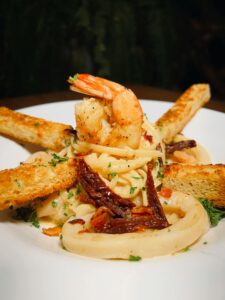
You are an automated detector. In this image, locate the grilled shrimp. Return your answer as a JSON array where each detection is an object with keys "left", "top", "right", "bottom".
[{"left": 68, "top": 74, "right": 143, "bottom": 149}]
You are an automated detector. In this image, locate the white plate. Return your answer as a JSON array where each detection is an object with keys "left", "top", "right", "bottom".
[{"left": 0, "top": 100, "right": 225, "bottom": 300}]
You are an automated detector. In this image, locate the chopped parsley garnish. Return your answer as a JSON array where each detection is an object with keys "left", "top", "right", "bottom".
[
  {"left": 14, "top": 179, "right": 21, "bottom": 188},
  {"left": 108, "top": 162, "right": 112, "bottom": 168},
  {"left": 109, "top": 172, "right": 117, "bottom": 179},
  {"left": 165, "top": 159, "right": 169, "bottom": 165},
  {"left": 142, "top": 187, "right": 146, "bottom": 191},
  {"left": 128, "top": 255, "right": 142, "bottom": 261},
  {"left": 154, "top": 160, "right": 158, "bottom": 168},
  {"left": 130, "top": 186, "right": 137, "bottom": 194},
  {"left": 131, "top": 176, "right": 144, "bottom": 180},
  {"left": 182, "top": 246, "right": 190, "bottom": 252},
  {"left": 203, "top": 241, "right": 208, "bottom": 245},
  {"left": 51, "top": 200, "right": 58, "bottom": 208},
  {"left": 34, "top": 122, "right": 40, "bottom": 127},
  {"left": 64, "top": 212, "right": 68, "bottom": 217},
  {"left": 144, "top": 113, "right": 148, "bottom": 120},
  {"left": 14, "top": 207, "right": 40, "bottom": 228},
  {"left": 76, "top": 183, "right": 82, "bottom": 195},
  {"left": 48, "top": 153, "right": 68, "bottom": 167},
  {"left": 199, "top": 198, "right": 225, "bottom": 226},
  {"left": 157, "top": 167, "right": 164, "bottom": 179},
  {"left": 69, "top": 73, "right": 79, "bottom": 82},
  {"left": 38, "top": 163, "right": 47, "bottom": 167},
  {"left": 67, "top": 191, "right": 74, "bottom": 199},
  {"left": 31, "top": 211, "right": 40, "bottom": 228},
  {"left": 164, "top": 201, "right": 168, "bottom": 205}
]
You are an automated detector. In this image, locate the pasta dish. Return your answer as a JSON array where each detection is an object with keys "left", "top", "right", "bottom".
[{"left": 0, "top": 74, "right": 224, "bottom": 260}]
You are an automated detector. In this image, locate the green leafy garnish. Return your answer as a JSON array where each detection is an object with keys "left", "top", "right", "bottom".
[
  {"left": 142, "top": 187, "right": 146, "bottom": 191},
  {"left": 199, "top": 198, "right": 225, "bottom": 226},
  {"left": 157, "top": 167, "right": 164, "bottom": 179},
  {"left": 14, "top": 179, "right": 21, "bottom": 188},
  {"left": 34, "top": 122, "right": 40, "bottom": 127},
  {"left": 76, "top": 183, "right": 82, "bottom": 195},
  {"left": 109, "top": 172, "right": 117, "bottom": 179},
  {"left": 108, "top": 162, "right": 112, "bottom": 168},
  {"left": 51, "top": 200, "right": 58, "bottom": 208},
  {"left": 30, "top": 211, "right": 40, "bottom": 228},
  {"left": 144, "top": 113, "right": 148, "bottom": 120},
  {"left": 182, "top": 246, "right": 190, "bottom": 252},
  {"left": 48, "top": 153, "right": 68, "bottom": 167},
  {"left": 154, "top": 160, "right": 158, "bottom": 168},
  {"left": 67, "top": 191, "right": 74, "bottom": 199},
  {"left": 69, "top": 74, "right": 79, "bottom": 82},
  {"left": 129, "top": 186, "right": 137, "bottom": 194},
  {"left": 128, "top": 255, "right": 142, "bottom": 261},
  {"left": 203, "top": 241, "right": 208, "bottom": 245}
]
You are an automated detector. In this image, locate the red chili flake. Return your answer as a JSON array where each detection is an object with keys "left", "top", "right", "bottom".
[
  {"left": 68, "top": 218, "right": 85, "bottom": 225},
  {"left": 159, "top": 187, "right": 172, "bottom": 198},
  {"left": 144, "top": 132, "right": 153, "bottom": 143},
  {"left": 42, "top": 226, "right": 62, "bottom": 237}
]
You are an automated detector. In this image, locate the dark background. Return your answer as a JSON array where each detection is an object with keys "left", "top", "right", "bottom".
[{"left": 1, "top": 0, "right": 225, "bottom": 100}]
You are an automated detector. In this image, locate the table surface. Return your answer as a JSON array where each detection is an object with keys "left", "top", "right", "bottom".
[{"left": 1, "top": 84, "right": 225, "bottom": 113}]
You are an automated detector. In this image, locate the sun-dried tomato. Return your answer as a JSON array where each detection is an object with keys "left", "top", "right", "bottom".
[
  {"left": 165, "top": 140, "right": 197, "bottom": 154},
  {"left": 77, "top": 159, "right": 134, "bottom": 217}
]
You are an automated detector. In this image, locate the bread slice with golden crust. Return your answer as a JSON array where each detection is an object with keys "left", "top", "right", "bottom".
[
  {"left": 0, "top": 158, "right": 77, "bottom": 211},
  {"left": 155, "top": 84, "right": 210, "bottom": 143},
  {"left": 0, "top": 106, "right": 73, "bottom": 151},
  {"left": 163, "top": 164, "right": 225, "bottom": 207}
]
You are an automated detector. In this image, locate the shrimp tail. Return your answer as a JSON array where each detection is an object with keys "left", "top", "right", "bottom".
[{"left": 68, "top": 74, "right": 123, "bottom": 100}]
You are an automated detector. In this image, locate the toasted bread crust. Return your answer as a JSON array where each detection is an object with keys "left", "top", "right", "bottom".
[
  {"left": 155, "top": 84, "right": 210, "bottom": 143},
  {"left": 163, "top": 164, "right": 225, "bottom": 207},
  {"left": 0, "top": 106, "right": 73, "bottom": 151},
  {"left": 0, "top": 158, "right": 77, "bottom": 211}
]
